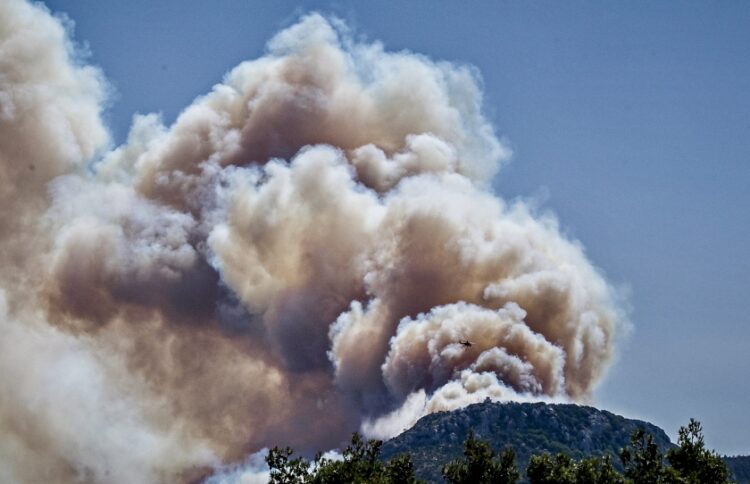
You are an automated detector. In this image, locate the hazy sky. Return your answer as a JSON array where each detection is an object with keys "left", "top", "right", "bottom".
[{"left": 42, "top": 0, "right": 749, "bottom": 455}]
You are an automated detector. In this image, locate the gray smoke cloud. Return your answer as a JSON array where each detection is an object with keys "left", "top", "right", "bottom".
[{"left": 0, "top": 2, "right": 627, "bottom": 482}]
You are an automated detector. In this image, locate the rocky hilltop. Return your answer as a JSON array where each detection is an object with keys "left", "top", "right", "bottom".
[{"left": 380, "top": 400, "right": 673, "bottom": 482}]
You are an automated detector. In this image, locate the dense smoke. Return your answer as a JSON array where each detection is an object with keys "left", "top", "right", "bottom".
[{"left": 0, "top": 1, "right": 626, "bottom": 482}]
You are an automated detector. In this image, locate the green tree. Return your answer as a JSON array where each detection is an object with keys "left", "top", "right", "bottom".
[
  {"left": 527, "top": 453, "right": 576, "bottom": 484},
  {"left": 384, "top": 454, "right": 422, "bottom": 484},
  {"left": 267, "top": 433, "right": 422, "bottom": 484},
  {"left": 620, "top": 428, "right": 679, "bottom": 484},
  {"left": 527, "top": 452, "right": 624, "bottom": 484},
  {"left": 442, "top": 430, "right": 520, "bottom": 484},
  {"left": 666, "top": 419, "right": 732, "bottom": 484},
  {"left": 587, "top": 454, "right": 626, "bottom": 484},
  {"left": 310, "top": 433, "right": 386, "bottom": 483},
  {"left": 267, "top": 447, "right": 313, "bottom": 484}
]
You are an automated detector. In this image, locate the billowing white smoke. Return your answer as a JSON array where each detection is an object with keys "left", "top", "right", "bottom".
[{"left": 0, "top": 2, "right": 626, "bottom": 482}]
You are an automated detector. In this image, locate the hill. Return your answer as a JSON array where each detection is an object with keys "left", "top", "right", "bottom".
[
  {"left": 725, "top": 455, "right": 750, "bottom": 484},
  {"left": 380, "top": 400, "right": 673, "bottom": 482}
]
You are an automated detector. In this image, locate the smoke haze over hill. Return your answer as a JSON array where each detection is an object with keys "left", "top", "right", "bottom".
[{"left": 0, "top": 1, "right": 627, "bottom": 481}]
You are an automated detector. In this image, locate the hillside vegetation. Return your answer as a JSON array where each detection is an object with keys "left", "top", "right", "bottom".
[
  {"left": 380, "top": 401, "right": 672, "bottom": 481},
  {"left": 725, "top": 456, "right": 750, "bottom": 483},
  {"left": 265, "top": 401, "right": 745, "bottom": 483}
]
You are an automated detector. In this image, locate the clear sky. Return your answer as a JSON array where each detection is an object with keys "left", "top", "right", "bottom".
[{"left": 42, "top": 0, "right": 749, "bottom": 455}]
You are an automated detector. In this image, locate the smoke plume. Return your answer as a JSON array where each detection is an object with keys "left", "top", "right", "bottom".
[{"left": 0, "top": 2, "right": 626, "bottom": 482}]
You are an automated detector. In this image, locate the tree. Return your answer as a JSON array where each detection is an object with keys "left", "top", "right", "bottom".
[
  {"left": 527, "top": 452, "right": 625, "bottom": 484},
  {"left": 267, "top": 446, "right": 313, "bottom": 484},
  {"left": 620, "top": 428, "right": 679, "bottom": 484},
  {"left": 527, "top": 453, "right": 575, "bottom": 484},
  {"left": 309, "top": 433, "right": 386, "bottom": 483},
  {"left": 266, "top": 419, "right": 734, "bottom": 484},
  {"left": 384, "top": 454, "right": 422, "bottom": 484},
  {"left": 267, "top": 433, "right": 422, "bottom": 484},
  {"left": 666, "top": 418, "right": 732, "bottom": 484},
  {"left": 586, "top": 454, "right": 626, "bottom": 484},
  {"left": 442, "top": 430, "right": 520, "bottom": 484}
]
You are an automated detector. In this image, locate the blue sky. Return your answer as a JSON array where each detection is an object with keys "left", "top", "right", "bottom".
[{"left": 43, "top": 0, "right": 749, "bottom": 454}]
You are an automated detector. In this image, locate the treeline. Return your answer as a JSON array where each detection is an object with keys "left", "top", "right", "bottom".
[{"left": 266, "top": 419, "right": 736, "bottom": 483}]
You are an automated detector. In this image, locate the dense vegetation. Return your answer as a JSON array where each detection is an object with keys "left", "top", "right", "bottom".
[
  {"left": 379, "top": 401, "right": 672, "bottom": 481},
  {"left": 266, "top": 419, "right": 734, "bottom": 483},
  {"left": 265, "top": 433, "right": 421, "bottom": 484},
  {"left": 265, "top": 401, "right": 747, "bottom": 483}
]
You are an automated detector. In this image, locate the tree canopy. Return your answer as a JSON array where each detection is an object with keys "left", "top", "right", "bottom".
[
  {"left": 265, "top": 418, "right": 735, "bottom": 483},
  {"left": 441, "top": 430, "right": 520, "bottom": 484}
]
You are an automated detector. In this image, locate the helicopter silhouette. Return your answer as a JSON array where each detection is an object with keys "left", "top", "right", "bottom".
[{"left": 458, "top": 339, "right": 473, "bottom": 348}]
